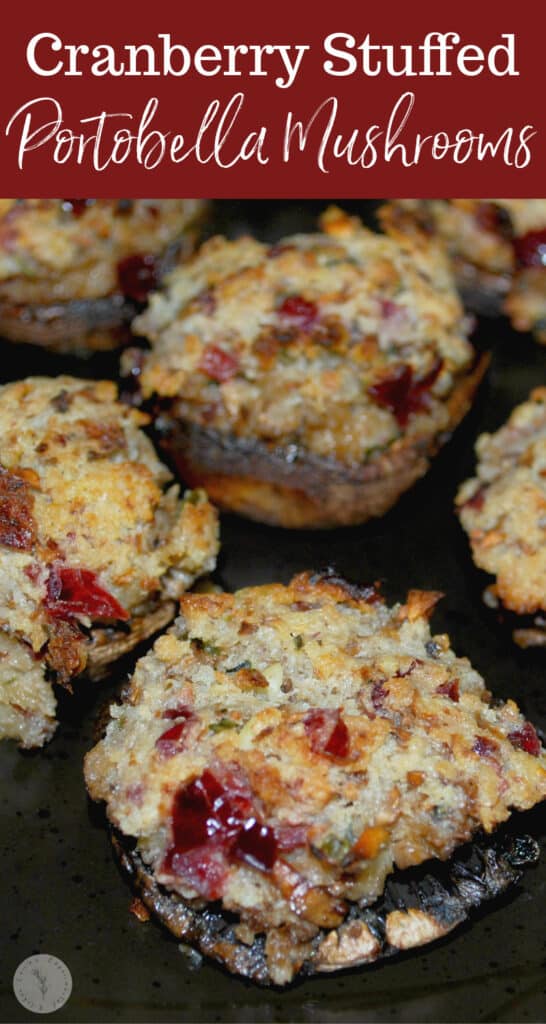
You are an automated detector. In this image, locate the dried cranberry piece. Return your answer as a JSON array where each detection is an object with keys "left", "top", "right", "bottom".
[
  {"left": 45, "top": 566, "right": 129, "bottom": 622},
  {"left": 371, "top": 682, "right": 388, "bottom": 711},
  {"left": 125, "top": 783, "right": 144, "bottom": 805},
  {"left": 513, "top": 230, "right": 546, "bottom": 269},
  {"left": 198, "top": 344, "right": 239, "bottom": 382},
  {"left": 163, "top": 766, "right": 277, "bottom": 897},
  {"left": 508, "top": 722, "right": 541, "bottom": 757},
  {"left": 463, "top": 487, "right": 486, "bottom": 512},
  {"left": 436, "top": 680, "right": 460, "bottom": 702},
  {"left": 169, "top": 771, "right": 222, "bottom": 853},
  {"left": 163, "top": 845, "right": 228, "bottom": 900},
  {"left": 304, "top": 708, "right": 350, "bottom": 759},
  {"left": 196, "top": 289, "right": 217, "bottom": 315},
  {"left": 278, "top": 295, "right": 319, "bottom": 328},
  {"left": 473, "top": 735, "right": 499, "bottom": 759},
  {"left": 117, "top": 253, "right": 158, "bottom": 303},
  {"left": 232, "top": 819, "right": 277, "bottom": 871},
  {"left": 275, "top": 823, "right": 308, "bottom": 850},
  {"left": 379, "top": 298, "right": 402, "bottom": 319},
  {"left": 162, "top": 703, "right": 192, "bottom": 720},
  {"left": 155, "top": 713, "right": 194, "bottom": 758},
  {"left": 395, "top": 659, "right": 422, "bottom": 679},
  {"left": 368, "top": 359, "right": 443, "bottom": 427}
]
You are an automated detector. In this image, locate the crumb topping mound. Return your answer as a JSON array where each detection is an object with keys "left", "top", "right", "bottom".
[
  {"left": 380, "top": 200, "right": 546, "bottom": 342},
  {"left": 85, "top": 571, "right": 546, "bottom": 983},
  {"left": 380, "top": 200, "right": 546, "bottom": 276},
  {"left": 0, "top": 376, "right": 218, "bottom": 745},
  {"left": 457, "top": 387, "right": 546, "bottom": 615},
  {"left": 0, "top": 199, "right": 205, "bottom": 304},
  {"left": 132, "top": 208, "right": 474, "bottom": 466}
]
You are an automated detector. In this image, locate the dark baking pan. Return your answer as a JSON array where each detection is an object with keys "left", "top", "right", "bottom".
[{"left": 1, "top": 201, "right": 545, "bottom": 1024}]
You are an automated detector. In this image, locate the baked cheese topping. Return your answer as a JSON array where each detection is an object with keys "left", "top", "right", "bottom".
[
  {"left": 132, "top": 208, "right": 474, "bottom": 465},
  {"left": 85, "top": 572, "right": 546, "bottom": 980},
  {"left": 0, "top": 376, "right": 218, "bottom": 745},
  {"left": 0, "top": 199, "right": 205, "bottom": 304},
  {"left": 457, "top": 387, "right": 546, "bottom": 614}
]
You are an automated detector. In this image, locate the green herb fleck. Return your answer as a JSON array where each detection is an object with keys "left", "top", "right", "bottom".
[
  {"left": 293, "top": 635, "right": 304, "bottom": 650},
  {"left": 317, "top": 833, "right": 353, "bottom": 864},
  {"left": 209, "top": 718, "right": 239, "bottom": 734},
  {"left": 184, "top": 489, "right": 203, "bottom": 505},
  {"left": 191, "top": 637, "right": 221, "bottom": 656}
]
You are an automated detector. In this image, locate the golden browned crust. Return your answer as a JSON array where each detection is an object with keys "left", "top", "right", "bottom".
[{"left": 162, "top": 353, "right": 489, "bottom": 528}]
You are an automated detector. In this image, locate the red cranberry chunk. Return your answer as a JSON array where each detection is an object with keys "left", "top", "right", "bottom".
[
  {"left": 45, "top": 566, "right": 129, "bottom": 622},
  {"left": 395, "top": 659, "right": 422, "bottom": 679},
  {"left": 162, "top": 703, "right": 193, "bottom": 720},
  {"left": 196, "top": 289, "right": 217, "bottom": 315},
  {"left": 304, "top": 709, "right": 350, "bottom": 759},
  {"left": 169, "top": 771, "right": 223, "bottom": 853},
  {"left": 379, "top": 298, "right": 402, "bottom": 319},
  {"left": 232, "top": 819, "right": 278, "bottom": 871},
  {"left": 463, "top": 487, "right": 486, "bottom": 512},
  {"left": 368, "top": 359, "right": 443, "bottom": 427},
  {"left": 199, "top": 344, "right": 239, "bottom": 383},
  {"left": 278, "top": 295, "right": 319, "bottom": 328},
  {"left": 371, "top": 682, "right": 388, "bottom": 711},
  {"left": 164, "top": 766, "right": 278, "bottom": 897},
  {"left": 155, "top": 716, "right": 194, "bottom": 759},
  {"left": 275, "top": 823, "right": 308, "bottom": 850},
  {"left": 163, "top": 845, "right": 227, "bottom": 901},
  {"left": 513, "top": 230, "right": 546, "bottom": 269},
  {"left": 117, "top": 253, "right": 158, "bottom": 303},
  {"left": 436, "top": 680, "right": 460, "bottom": 702},
  {"left": 473, "top": 735, "right": 499, "bottom": 759},
  {"left": 508, "top": 722, "right": 541, "bottom": 757}
]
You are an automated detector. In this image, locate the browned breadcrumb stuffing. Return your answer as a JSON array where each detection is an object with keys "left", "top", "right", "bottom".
[
  {"left": 131, "top": 207, "right": 475, "bottom": 466},
  {"left": 457, "top": 387, "right": 546, "bottom": 616},
  {"left": 0, "top": 199, "right": 205, "bottom": 304},
  {"left": 380, "top": 200, "right": 546, "bottom": 343},
  {"left": 0, "top": 375, "right": 218, "bottom": 748},
  {"left": 85, "top": 571, "right": 546, "bottom": 985}
]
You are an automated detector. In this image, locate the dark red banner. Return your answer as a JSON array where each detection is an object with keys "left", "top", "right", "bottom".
[{"left": 0, "top": 0, "right": 543, "bottom": 196}]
